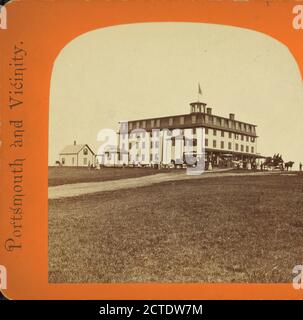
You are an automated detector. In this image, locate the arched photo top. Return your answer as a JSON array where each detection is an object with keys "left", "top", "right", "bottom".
[{"left": 49, "top": 22, "right": 303, "bottom": 168}]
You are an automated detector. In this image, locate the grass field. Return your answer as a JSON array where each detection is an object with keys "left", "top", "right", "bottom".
[
  {"left": 48, "top": 173, "right": 303, "bottom": 283},
  {"left": 48, "top": 166, "right": 170, "bottom": 186}
]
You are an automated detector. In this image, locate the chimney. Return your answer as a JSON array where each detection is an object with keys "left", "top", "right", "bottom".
[
  {"left": 229, "top": 113, "right": 235, "bottom": 120},
  {"left": 74, "top": 140, "right": 76, "bottom": 145},
  {"left": 206, "top": 107, "right": 212, "bottom": 115}
]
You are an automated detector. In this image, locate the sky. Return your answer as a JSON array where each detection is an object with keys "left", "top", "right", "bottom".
[{"left": 49, "top": 22, "right": 303, "bottom": 168}]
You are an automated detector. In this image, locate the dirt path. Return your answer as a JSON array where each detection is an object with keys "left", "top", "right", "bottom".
[{"left": 48, "top": 169, "right": 283, "bottom": 200}]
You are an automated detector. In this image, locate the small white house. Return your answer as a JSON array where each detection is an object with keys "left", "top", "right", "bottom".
[{"left": 59, "top": 141, "right": 95, "bottom": 167}]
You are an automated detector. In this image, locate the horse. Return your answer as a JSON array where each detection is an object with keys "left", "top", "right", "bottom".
[{"left": 284, "top": 161, "right": 294, "bottom": 171}]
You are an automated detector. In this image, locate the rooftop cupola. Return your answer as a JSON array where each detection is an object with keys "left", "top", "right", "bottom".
[{"left": 190, "top": 101, "right": 207, "bottom": 114}]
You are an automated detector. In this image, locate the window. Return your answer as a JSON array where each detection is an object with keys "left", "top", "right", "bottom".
[
  {"left": 235, "top": 143, "right": 239, "bottom": 151},
  {"left": 213, "top": 140, "right": 217, "bottom": 148},
  {"left": 229, "top": 132, "right": 232, "bottom": 139},
  {"left": 241, "top": 145, "right": 244, "bottom": 152},
  {"left": 193, "top": 138, "right": 197, "bottom": 147},
  {"left": 246, "top": 146, "right": 249, "bottom": 153},
  {"left": 62, "top": 158, "right": 65, "bottom": 165},
  {"left": 235, "top": 134, "right": 239, "bottom": 140},
  {"left": 150, "top": 154, "right": 153, "bottom": 161},
  {"left": 169, "top": 118, "right": 173, "bottom": 126},
  {"left": 83, "top": 148, "right": 88, "bottom": 155},
  {"left": 180, "top": 117, "right": 184, "bottom": 125},
  {"left": 241, "top": 135, "right": 244, "bottom": 141},
  {"left": 205, "top": 128, "right": 208, "bottom": 134},
  {"left": 172, "top": 138, "right": 176, "bottom": 147},
  {"left": 251, "top": 146, "right": 254, "bottom": 153},
  {"left": 129, "top": 123, "right": 133, "bottom": 130},
  {"left": 213, "top": 129, "right": 217, "bottom": 136},
  {"left": 191, "top": 115, "right": 196, "bottom": 124},
  {"left": 205, "top": 139, "right": 208, "bottom": 147},
  {"left": 221, "top": 141, "right": 224, "bottom": 149},
  {"left": 129, "top": 142, "right": 132, "bottom": 150},
  {"left": 246, "top": 135, "right": 249, "bottom": 142},
  {"left": 84, "top": 158, "right": 87, "bottom": 165},
  {"left": 251, "top": 137, "right": 255, "bottom": 143},
  {"left": 193, "top": 128, "right": 196, "bottom": 134},
  {"left": 156, "top": 119, "right": 160, "bottom": 127},
  {"left": 151, "top": 120, "right": 155, "bottom": 127},
  {"left": 72, "top": 157, "right": 74, "bottom": 165},
  {"left": 228, "top": 142, "right": 232, "bottom": 150},
  {"left": 150, "top": 141, "right": 153, "bottom": 148},
  {"left": 221, "top": 130, "right": 224, "bottom": 137}
]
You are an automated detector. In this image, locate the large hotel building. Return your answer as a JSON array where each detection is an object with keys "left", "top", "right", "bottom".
[{"left": 103, "top": 100, "right": 258, "bottom": 169}]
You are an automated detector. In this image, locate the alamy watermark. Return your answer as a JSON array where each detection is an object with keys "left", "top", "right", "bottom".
[
  {"left": 97, "top": 125, "right": 206, "bottom": 175},
  {"left": 292, "top": 265, "right": 303, "bottom": 289}
]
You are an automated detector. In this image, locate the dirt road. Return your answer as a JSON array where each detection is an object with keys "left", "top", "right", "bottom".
[{"left": 48, "top": 169, "right": 283, "bottom": 200}]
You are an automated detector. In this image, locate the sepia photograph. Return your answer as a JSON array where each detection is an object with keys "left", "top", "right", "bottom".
[{"left": 48, "top": 23, "right": 303, "bottom": 283}]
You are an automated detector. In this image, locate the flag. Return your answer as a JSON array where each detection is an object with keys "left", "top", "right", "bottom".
[{"left": 198, "top": 83, "right": 202, "bottom": 95}]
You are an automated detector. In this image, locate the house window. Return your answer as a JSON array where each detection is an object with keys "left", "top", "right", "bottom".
[
  {"left": 150, "top": 154, "right": 153, "bottom": 161},
  {"left": 246, "top": 135, "right": 249, "bottom": 142},
  {"left": 191, "top": 115, "right": 196, "bottom": 124},
  {"left": 193, "top": 139, "right": 197, "bottom": 147},
  {"left": 84, "top": 158, "right": 87, "bottom": 165},
  {"left": 205, "top": 138, "right": 208, "bottom": 147},
  {"left": 241, "top": 145, "right": 244, "bottom": 152},
  {"left": 213, "top": 129, "right": 217, "bottom": 136},
  {"left": 235, "top": 143, "right": 239, "bottom": 151},
  {"left": 62, "top": 158, "right": 65, "bottom": 165},
  {"left": 129, "top": 142, "right": 132, "bottom": 150},
  {"left": 172, "top": 138, "right": 176, "bottom": 147},
  {"left": 241, "top": 135, "right": 244, "bottom": 141},
  {"left": 193, "top": 128, "right": 196, "bottom": 134},
  {"left": 229, "top": 132, "right": 232, "bottom": 139},
  {"left": 180, "top": 117, "right": 184, "bottom": 125},
  {"left": 251, "top": 146, "right": 254, "bottom": 153},
  {"left": 246, "top": 146, "right": 249, "bottom": 153},
  {"left": 213, "top": 140, "right": 217, "bottom": 148},
  {"left": 221, "top": 130, "right": 224, "bottom": 137},
  {"left": 150, "top": 141, "right": 153, "bottom": 148},
  {"left": 228, "top": 142, "right": 232, "bottom": 150},
  {"left": 235, "top": 134, "right": 239, "bottom": 140},
  {"left": 251, "top": 137, "right": 255, "bottom": 143},
  {"left": 205, "top": 128, "right": 208, "bottom": 134},
  {"left": 83, "top": 148, "right": 88, "bottom": 155},
  {"left": 169, "top": 118, "right": 173, "bottom": 126},
  {"left": 221, "top": 141, "right": 224, "bottom": 149}
]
